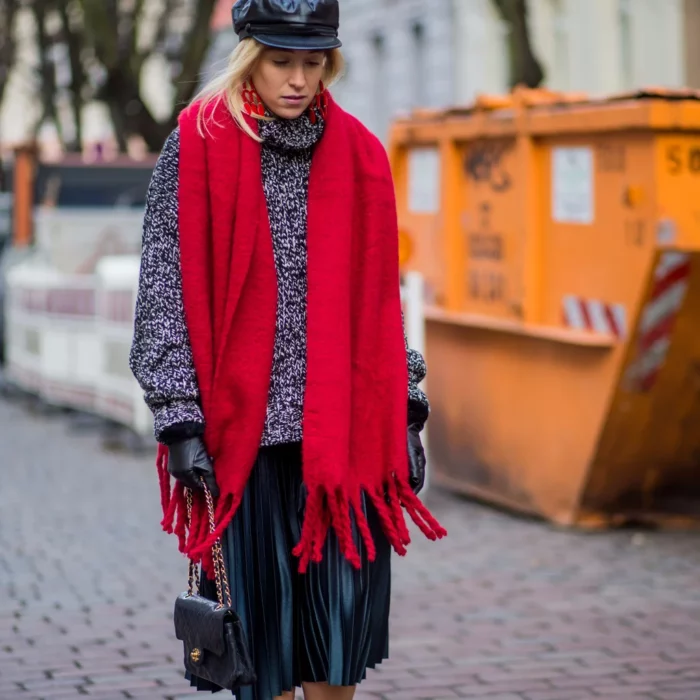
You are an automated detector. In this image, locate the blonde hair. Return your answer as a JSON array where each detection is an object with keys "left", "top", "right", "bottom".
[{"left": 193, "top": 38, "right": 345, "bottom": 141}]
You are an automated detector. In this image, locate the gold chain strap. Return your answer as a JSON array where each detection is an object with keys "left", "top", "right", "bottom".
[{"left": 185, "top": 480, "right": 232, "bottom": 609}]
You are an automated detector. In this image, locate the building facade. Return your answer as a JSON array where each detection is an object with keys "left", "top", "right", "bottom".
[
  {"left": 684, "top": 0, "right": 700, "bottom": 88},
  {"left": 335, "top": 0, "right": 687, "bottom": 142},
  {"left": 527, "top": 0, "right": 684, "bottom": 95},
  {"left": 0, "top": 0, "right": 692, "bottom": 152}
]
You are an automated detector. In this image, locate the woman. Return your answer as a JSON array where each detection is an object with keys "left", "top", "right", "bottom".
[{"left": 129, "top": 1, "right": 446, "bottom": 699}]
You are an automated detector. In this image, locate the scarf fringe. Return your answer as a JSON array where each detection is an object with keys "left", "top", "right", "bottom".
[
  {"left": 156, "top": 443, "right": 171, "bottom": 514},
  {"left": 387, "top": 477, "right": 413, "bottom": 545},
  {"left": 351, "top": 493, "right": 377, "bottom": 562},
  {"left": 292, "top": 475, "right": 447, "bottom": 573},
  {"left": 367, "top": 487, "right": 408, "bottom": 556},
  {"left": 156, "top": 449, "right": 447, "bottom": 576},
  {"left": 396, "top": 479, "right": 448, "bottom": 541},
  {"left": 156, "top": 446, "right": 237, "bottom": 577}
]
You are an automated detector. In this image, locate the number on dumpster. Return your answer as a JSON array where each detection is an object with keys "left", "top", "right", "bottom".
[
  {"left": 469, "top": 270, "right": 504, "bottom": 302},
  {"left": 469, "top": 233, "right": 503, "bottom": 260},
  {"left": 666, "top": 144, "right": 700, "bottom": 175},
  {"left": 692, "top": 149, "right": 700, "bottom": 173},
  {"left": 625, "top": 220, "right": 645, "bottom": 248}
]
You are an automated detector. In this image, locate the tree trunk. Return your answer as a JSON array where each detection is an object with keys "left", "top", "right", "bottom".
[
  {"left": 0, "top": 0, "right": 20, "bottom": 190},
  {"left": 491, "top": 0, "right": 545, "bottom": 89},
  {"left": 95, "top": 68, "right": 175, "bottom": 153},
  {"left": 58, "top": 1, "right": 86, "bottom": 152},
  {"left": 32, "top": 0, "right": 64, "bottom": 142},
  {"left": 172, "top": 0, "right": 218, "bottom": 108},
  {"left": 0, "top": 0, "right": 20, "bottom": 106}
]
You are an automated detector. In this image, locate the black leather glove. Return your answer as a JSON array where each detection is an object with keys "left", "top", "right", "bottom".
[
  {"left": 168, "top": 437, "right": 219, "bottom": 498},
  {"left": 407, "top": 399, "right": 429, "bottom": 495},
  {"left": 408, "top": 425, "right": 426, "bottom": 495}
]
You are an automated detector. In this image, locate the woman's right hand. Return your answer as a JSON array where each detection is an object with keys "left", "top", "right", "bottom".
[{"left": 168, "top": 437, "right": 219, "bottom": 498}]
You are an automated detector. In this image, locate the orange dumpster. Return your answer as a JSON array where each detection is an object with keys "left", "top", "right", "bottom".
[{"left": 390, "top": 87, "right": 700, "bottom": 527}]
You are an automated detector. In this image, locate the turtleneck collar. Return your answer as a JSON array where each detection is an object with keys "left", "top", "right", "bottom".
[{"left": 257, "top": 108, "right": 325, "bottom": 152}]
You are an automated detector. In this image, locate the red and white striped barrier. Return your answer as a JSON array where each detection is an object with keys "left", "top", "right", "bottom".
[
  {"left": 625, "top": 252, "right": 692, "bottom": 392},
  {"left": 562, "top": 295, "right": 627, "bottom": 339}
]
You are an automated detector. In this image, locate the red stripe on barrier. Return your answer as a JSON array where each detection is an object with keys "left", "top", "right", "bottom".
[
  {"left": 604, "top": 305, "right": 621, "bottom": 338},
  {"left": 651, "top": 261, "right": 691, "bottom": 300},
  {"left": 637, "top": 314, "right": 677, "bottom": 354},
  {"left": 579, "top": 300, "right": 593, "bottom": 331}
]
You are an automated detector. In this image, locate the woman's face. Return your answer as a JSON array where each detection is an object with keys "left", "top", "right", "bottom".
[{"left": 250, "top": 48, "right": 325, "bottom": 119}]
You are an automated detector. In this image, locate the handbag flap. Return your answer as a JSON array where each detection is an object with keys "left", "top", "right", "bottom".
[{"left": 174, "top": 592, "right": 229, "bottom": 657}]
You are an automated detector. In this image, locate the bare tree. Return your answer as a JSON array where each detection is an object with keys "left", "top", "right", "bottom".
[
  {"left": 57, "top": 1, "right": 87, "bottom": 151},
  {"left": 15, "top": 0, "right": 218, "bottom": 153},
  {"left": 80, "top": 0, "right": 218, "bottom": 152},
  {"left": 0, "top": 0, "right": 20, "bottom": 122},
  {"left": 0, "top": 0, "right": 20, "bottom": 106},
  {"left": 32, "top": 0, "right": 64, "bottom": 142},
  {"left": 0, "top": 0, "right": 20, "bottom": 188},
  {"left": 491, "top": 0, "right": 545, "bottom": 89}
]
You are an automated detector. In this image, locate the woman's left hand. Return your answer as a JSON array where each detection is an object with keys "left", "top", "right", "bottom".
[{"left": 408, "top": 426, "right": 426, "bottom": 494}]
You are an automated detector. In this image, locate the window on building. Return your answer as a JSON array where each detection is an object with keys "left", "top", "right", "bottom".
[
  {"left": 411, "top": 22, "right": 426, "bottom": 109},
  {"left": 619, "top": 0, "right": 634, "bottom": 89}
]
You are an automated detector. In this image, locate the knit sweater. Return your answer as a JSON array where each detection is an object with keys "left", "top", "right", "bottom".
[{"left": 129, "top": 110, "right": 429, "bottom": 445}]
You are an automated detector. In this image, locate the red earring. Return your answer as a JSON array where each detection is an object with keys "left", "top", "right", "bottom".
[
  {"left": 241, "top": 80, "right": 265, "bottom": 117},
  {"left": 308, "top": 81, "right": 328, "bottom": 124}
]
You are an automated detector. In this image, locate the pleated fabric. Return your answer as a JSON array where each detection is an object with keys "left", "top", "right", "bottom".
[{"left": 186, "top": 442, "right": 391, "bottom": 699}]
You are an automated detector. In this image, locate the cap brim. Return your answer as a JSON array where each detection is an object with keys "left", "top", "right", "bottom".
[{"left": 253, "top": 34, "right": 342, "bottom": 51}]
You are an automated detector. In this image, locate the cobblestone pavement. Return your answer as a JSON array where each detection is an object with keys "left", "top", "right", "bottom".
[{"left": 2, "top": 396, "right": 700, "bottom": 700}]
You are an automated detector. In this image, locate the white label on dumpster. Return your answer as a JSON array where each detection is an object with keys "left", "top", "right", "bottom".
[
  {"left": 408, "top": 147, "right": 440, "bottom": 214},
  {"left": 552, "top": 147, "right": 594, "bottom": 224}
]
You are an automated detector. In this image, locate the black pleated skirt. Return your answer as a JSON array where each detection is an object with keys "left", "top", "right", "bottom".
[{"left": 187, "top": 442, "right": 391, "bottom": 699}]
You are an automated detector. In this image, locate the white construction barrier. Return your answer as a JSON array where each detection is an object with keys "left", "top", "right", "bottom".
[
  {"left": 94, "top": 256, "right": 152, "bottom": 437},
  {"left": 5, "top": 258, "right": 428, "bottom": 454},
  {"left": 4, "top": 255, "right": 152, "bottom": 438},
  {"left": 5, "top": 263, "right": 100, "bottom": 412},
  {"left": 33, "top": 207, "right": 144, "bottom": 274}
]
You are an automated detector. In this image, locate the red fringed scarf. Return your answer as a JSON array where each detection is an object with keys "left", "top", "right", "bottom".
[{"left": 157, "top": 94, "right": 446, "bottom": 575}]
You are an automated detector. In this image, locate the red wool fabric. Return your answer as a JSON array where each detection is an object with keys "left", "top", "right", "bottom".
[{"left": 157, "top": 94, "right": 446, "bottom": 574}]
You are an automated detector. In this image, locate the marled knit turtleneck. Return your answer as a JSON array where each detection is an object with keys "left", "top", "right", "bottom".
[
  {"left": 258, "top": 109, "right": 325, "bottom": 446},
  {"left": 258, "top": 108, "right": 325, "bottom": 151}
]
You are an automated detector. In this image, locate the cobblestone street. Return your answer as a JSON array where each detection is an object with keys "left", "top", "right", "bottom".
[{"left": 2, "top": 396, "right": 700, "bottom": 700}]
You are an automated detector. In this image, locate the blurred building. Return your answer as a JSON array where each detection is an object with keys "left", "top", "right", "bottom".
[
  {"left": 0, "top": 0, "right": 695, "bottom": 152},
  {"left": 684, "top": 0, "right": 700, "bottom": 88},
  {"left": 335, "top": 0, "right": 688, "bottom": 141}
]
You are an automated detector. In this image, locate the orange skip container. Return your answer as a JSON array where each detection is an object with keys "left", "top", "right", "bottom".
[{"left": 390, "top": 87, "right": 700, "bottom": 527}]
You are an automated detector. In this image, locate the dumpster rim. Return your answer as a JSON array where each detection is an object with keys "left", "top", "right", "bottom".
[{"left": 424, "top": 305, "right": 617, "bottom": 348}]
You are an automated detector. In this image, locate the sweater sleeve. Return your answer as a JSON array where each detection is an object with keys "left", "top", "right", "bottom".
[
  {"left": 129, "top": 127, "right": 205, "bottom": 444},
  {"left": 403, "top": 314, "right": 430, "bottom": 429}
]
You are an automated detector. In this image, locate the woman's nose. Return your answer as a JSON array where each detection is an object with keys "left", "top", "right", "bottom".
[{"left": 289, "top": 66, "right": 306, "bottom": 88}]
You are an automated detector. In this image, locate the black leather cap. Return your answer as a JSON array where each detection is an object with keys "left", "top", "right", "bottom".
[{"left": 232, "top": 0, "right": 342, "bottom": 51}]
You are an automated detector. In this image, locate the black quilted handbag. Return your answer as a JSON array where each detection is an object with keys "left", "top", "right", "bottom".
[{"left": 173, "top": 483, "right": 256, "bottom": 691}]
